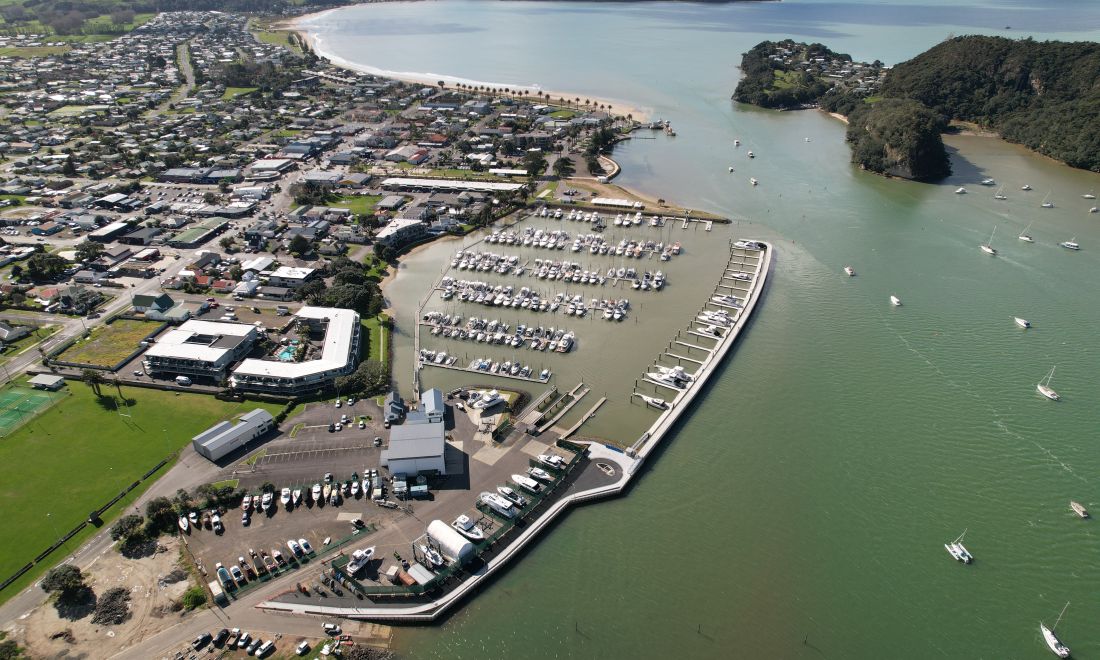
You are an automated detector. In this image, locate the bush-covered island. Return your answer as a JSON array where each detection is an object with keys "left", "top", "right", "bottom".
[{"left": 734, "top": 36, "right": 1100, "bottom": 178}]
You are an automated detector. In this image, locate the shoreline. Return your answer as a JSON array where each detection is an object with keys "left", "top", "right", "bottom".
[{"left": 283, "top": 7, "right": 651, "bottom": 122}]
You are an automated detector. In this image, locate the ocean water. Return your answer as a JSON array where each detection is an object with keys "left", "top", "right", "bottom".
[{"left": 302, "top": 2, "right": 1100, "bottom": 657}]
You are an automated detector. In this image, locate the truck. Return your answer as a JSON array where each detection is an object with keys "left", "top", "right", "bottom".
[{"left": 207, "top": 580, "right": 229, "bottom": 606}]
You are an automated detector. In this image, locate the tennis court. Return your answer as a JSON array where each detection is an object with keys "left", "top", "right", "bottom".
[{"left": 0, "top": 387, "right": 65, "bottom": 437}]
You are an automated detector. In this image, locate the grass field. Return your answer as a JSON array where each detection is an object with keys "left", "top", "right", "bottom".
[
  {"left": 250, "top": 28, "right": 302, "bottom": 54},
  {"left": 0, "top": 45, "right": 69, "bottom": 57},
  {"left": 362, "top": 316, "right": 389, "bottom": 362},
  {"left": 335, "top": 194, "right": 382, "bottom": 217},
  {"left": 48, "top": 104, "right": 92, "bottom": 117},
  {"left": 0, "top": 383, "right": 284, "bottom": 605},
  {"left": 56, "top": 318, "right": 161, "bottom": 367},
  {"left": 222, "top": 86, "right": 258, "bottom": 100}
]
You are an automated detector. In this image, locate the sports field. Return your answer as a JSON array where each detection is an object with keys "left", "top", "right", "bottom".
[
  {"left": 0, "top": 382, "right": 283, "bottom": 605},
  {"left": 0, "top": 386, "right": 67, "bottom": 437}
]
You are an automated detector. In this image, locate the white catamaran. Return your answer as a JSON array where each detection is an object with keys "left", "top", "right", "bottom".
[{"left": 944, "top": 529, "right": 973, "bottom": 564}]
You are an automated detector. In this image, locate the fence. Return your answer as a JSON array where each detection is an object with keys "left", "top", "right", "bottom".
[{"left": 0, "top": 454, "right": 175, "bottom": 594}]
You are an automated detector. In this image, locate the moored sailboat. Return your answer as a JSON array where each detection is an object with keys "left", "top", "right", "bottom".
[
  {"left": 1037, "top": 366, "right": 1060, "bottom": 401},
  {"left": 1040, "top": 602, "right": 1071, "bottom": 658}
]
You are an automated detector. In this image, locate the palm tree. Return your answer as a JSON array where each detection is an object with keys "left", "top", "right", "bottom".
[
  {"left": 81, "top": 369, "right": 105, "bottom": 396},
  {"left": 552, "top": 156, "right": 576, "bottom": 179}
]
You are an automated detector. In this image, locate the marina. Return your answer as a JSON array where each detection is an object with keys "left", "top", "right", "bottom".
[{"left": 258, "top": 238, "right": 771, "bottom": 622}]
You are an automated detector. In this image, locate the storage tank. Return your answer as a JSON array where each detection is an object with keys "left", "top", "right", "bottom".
[{"left": 426, "top": 520, "right": 476, "bottom": 565}]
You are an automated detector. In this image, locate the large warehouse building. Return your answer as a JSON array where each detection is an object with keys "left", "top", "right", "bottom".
[{"left": 192, "top": 408, "right": 275, "bottom": 462}]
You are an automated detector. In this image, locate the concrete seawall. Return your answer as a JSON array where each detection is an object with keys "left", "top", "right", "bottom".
[{"left": 258, "top": 240, "right": 773, "bottom": 622}]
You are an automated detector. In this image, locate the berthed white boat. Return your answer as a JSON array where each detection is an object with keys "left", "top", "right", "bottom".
[
  {"left": 346, "top": 546, "right": 376, "bottom": 574},
  {"left": 452, "top": 515, "right": 485, "bottom": 540}
]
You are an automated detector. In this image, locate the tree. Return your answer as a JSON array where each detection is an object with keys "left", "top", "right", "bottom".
[
  {"left": 522, "top": 150, "right": 547, "bottom": 177},
  {"left": 41, "top": 565, "right": 88, "bottom": 603},
  {"left": 219, "top": 237, "right": 235, "bottom": 251},
  {"left": 25, "top": 252, "right": 68, "bottom": 281},
  {"left": 81, "top": 369, "right": 105, "bottom": 396},
  {"left": 288, "top": 234, "right": 310, "bottom": 256},
  {"left": 144, "top": 496, "right": 177, "bottom": 535},
  {"left": 334, "top": 359, "right": 389, "bottom": 395},
  {"left": 9, "top": 264, "right": 22, "bottom": 280},
  {"left": 62, "top": 158, "right": 77, "bottom": 177},
  {"left": 109, "top": 514, "right": 145, "bottom": 542},
  {"left": 552, "top": 156, "right": 576, "bottom": 179},
  {"left": 75, "top": 241, "right": 103, "bottom": 262},
  {"left": 0, "top": 631, "right": 26, "bottom": 660}
]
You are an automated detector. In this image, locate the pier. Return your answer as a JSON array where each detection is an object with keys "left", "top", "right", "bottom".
[
  {"left": 259, "top": 239, "right": 771, "bottom": 622},
  {"left": 535, "top": 382, "right": 590, "bottom": 434},
  {"left": 558, "top": 396, "right": 608, "bottom": 439},
  {"left": 419, "top": 359, "right": 551, "bottom": 384}
]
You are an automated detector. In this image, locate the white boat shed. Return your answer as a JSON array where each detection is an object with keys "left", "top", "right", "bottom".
[{"left": 192, "top": 408, "right": 275, "bottom": 462}]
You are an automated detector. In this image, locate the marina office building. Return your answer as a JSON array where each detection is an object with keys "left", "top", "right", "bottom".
[
  {"left": 142, "top": 320, "right": 260, "bottom": 380},
  {"left": 230, "top": 306, "right": 361, "bottom": 395}
]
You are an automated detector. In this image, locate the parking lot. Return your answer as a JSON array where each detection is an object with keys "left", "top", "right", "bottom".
[{"left": 185, "top": 396, "right": 576, "bottom": 600}]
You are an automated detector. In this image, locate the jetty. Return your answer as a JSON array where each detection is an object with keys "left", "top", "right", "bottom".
[{"left": 257, "top": 238, "right": 771, "bottom": 623}]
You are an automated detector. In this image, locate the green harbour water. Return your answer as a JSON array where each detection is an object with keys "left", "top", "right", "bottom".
[{"left": 304, "top": 2, "right": 1100, "bottom": 657}]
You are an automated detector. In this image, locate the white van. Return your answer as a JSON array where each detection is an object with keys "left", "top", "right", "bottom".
[{"left": 175, "top": 376, "right": 192, "bottom": 386}]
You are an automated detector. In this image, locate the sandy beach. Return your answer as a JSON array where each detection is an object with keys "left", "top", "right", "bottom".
[{"left": 282, "top": 8, "right": 651, "bottom": 122}]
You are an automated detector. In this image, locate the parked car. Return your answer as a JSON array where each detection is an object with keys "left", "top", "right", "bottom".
[
  {"left": 323, "top": 622, "right": 341, "bottom": 635},
  {"left": 296, "top": 640, "right": 311, "bottom": 655},
  {"left": 246, "top": 637, "right": 262, "bottom": 654},
  {"left": 236, "top": 632, "right": 251, "bottom": 649},
  {"left": 192, "top": 632, "right": 212, "bottom": 650},
  {"left": 256, "top": 639, "right": 275, "bottom": 657},
  {"left": 213, "top": 628, "right": 230, "bottom": 647}
]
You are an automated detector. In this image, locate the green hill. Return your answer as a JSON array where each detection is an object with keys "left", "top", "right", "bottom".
[
  {"left": 879, "top": 35, "right": 1100, "bottom": 172},
  {"left": 846, "top": 99, "right": 951, "bottom": 181}
]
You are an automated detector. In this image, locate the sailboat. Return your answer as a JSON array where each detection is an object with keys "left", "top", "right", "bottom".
[
  {"left": 1059, "top": 237, "right": 1080, "bottom": 250},
  {"left": 980, "top": 226, "right": 997, "bottom": 255},
  {"left": 1040, "top": 602, "right": 1071, "bottom": 658},
  {"left": 1040, "top": 192, "right": 1055, "bottom": 208},
  {"left": 944, "top": 529, "right": 973, "bottom": 563},
  {"left": 1018, "top": 221, "right": 1034, "bottom": 242},
  {"left": 1037, "top": 366, "right": 1060, "bottom": 401},
  {"left": 993, "top": 185, "right": 1007, "bottom": 200}
]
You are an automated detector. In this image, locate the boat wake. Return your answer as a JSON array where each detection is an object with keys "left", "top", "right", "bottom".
[{"left": 883, "top": 320, "right": 1087, "bottom": 483}]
